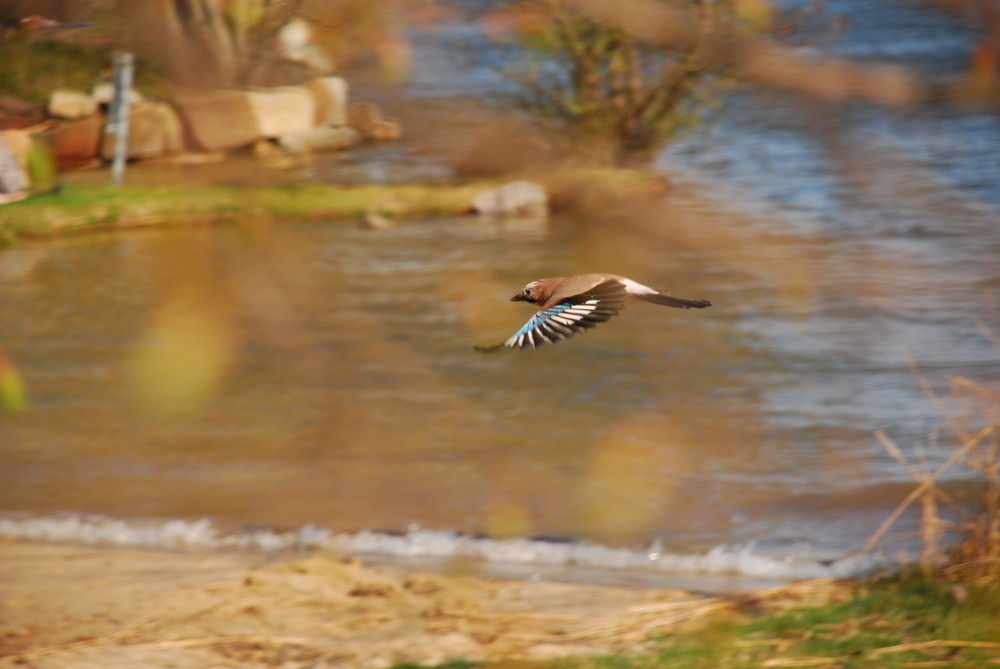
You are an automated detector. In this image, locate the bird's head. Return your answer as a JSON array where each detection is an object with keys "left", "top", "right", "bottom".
[{"left": 511, "top": 281, "right": 541, "bottom": 304}]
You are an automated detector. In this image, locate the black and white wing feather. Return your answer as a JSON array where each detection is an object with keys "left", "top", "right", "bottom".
[{"left": 475, "top": 280, "right": 628, "bottom": 352}]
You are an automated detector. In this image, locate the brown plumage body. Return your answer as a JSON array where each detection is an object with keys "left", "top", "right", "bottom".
[{"left": 512, "top": 273, "right": 711, "bottom": 310}]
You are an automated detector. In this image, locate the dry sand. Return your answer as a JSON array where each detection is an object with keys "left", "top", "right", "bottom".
[{"left": 0, "top": 539, "right": 842, "bottom": 668}]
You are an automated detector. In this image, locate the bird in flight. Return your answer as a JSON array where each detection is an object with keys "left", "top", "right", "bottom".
[{"left": 475, "top": 273, "right": 711, "bottom": 352}]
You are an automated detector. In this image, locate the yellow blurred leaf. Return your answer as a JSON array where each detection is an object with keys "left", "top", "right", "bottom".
[
  {"left": 576, "top": 413, "right": 695, "bottom": 544},
  {"left": 377, "top": 33, "right": 413, "bottom": 83},
  {"left": 0, "top": 350, "right": 27, "bottom": 414},
  {"left": 486, "top": 503, "right": 535, "bottom": 539},
  {"left": 225, "top": 0, "right": 265, "bottom": 32},
  {"left": 735, "top": 0, "right": 775, "bottom": 32},
  {"left": 437, "top": 266, "right": 516, "bottom": 343},
  {"left": 131, "top": 289, "right": 238, "bottom": 417}
]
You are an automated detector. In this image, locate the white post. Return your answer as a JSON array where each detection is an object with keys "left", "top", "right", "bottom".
[{"left": 109, "top": 51, "right": 134, "bottom": 186}]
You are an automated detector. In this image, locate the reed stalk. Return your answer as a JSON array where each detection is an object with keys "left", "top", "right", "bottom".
[{"left": 864, "top": 310, "right": 1000, "bottom": 585}]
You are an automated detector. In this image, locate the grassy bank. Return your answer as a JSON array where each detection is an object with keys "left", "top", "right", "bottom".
[
  {"left": 623, "top": 577, "right": 1000, "bottom": 669},
  {"left": 0, "top": 182, "right": 492, "bottom": 244},
  {"left": 0, "top": 166, "right": 674, "bottom": 244},
  {"left": 402, "top": 577, "right": 1000, "bottom": 669}
]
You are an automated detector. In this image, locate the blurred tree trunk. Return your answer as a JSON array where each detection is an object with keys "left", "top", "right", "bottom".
[
  {"left": 121, "top": 0, "right": 284, "bottom": 87},
  {"left": 167, "top": 0, "right": 240, "bottom": 84},
  {"left": 116, "top": 0, "right": 422, "bottom": 88}
]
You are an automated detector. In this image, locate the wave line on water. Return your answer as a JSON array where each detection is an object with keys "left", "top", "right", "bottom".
[{"left": 0, "top": 512, "right": 891, "bottom": 583}]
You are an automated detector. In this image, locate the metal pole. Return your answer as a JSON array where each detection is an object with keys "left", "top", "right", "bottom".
[{"left": 109, "top": 51, "right": 134, "bottom": 186}]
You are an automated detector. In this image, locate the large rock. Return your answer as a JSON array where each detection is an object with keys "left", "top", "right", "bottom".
[
  {"left": 41, "top": 114, "right": 104, "bottom": 168},
  {"left": 472, "top": 181, "right": 548, "bottom": 217},
  {"left": 48, "top": 89, "right": 98, "bottom": 120},
  {"left": 277, "top": 126, "right": 361, "bottom": 154},
  {"left": 174, "top": 91, "right": 261, "bottom": 151},
  {"left": 369, "top": 119, "right": 402, "bottom": 141},
  {"left": 0, "top": 130, "right": 30, "bottom": 196},
  {"left": 1, "top": 130, "right": 32, "bottom": 171},
  {"left": 176, "top": 87, "right": 323, "bottom": 151},
  {"left": 347, "top": 102, "right": 402, "bottom": 141},
  {"left": 246, "top": 86, "right": 316, "bottom": 138},
  {"left": 91, "top": 82, "right": 145, "bottom": 106},
  {"left": 101, "top": 100, "right": 186, "bottom": 160},
  {"left": 305, "top": 77, "right": 348, "bottom": 126}
]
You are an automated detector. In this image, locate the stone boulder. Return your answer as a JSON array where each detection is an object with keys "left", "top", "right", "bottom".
[
  {"left": 1, "top": 130, "right": 32, "bottom": 172},
  {"left": 277, "top": 126, "right": 361, "bottom": 154},
  {"left": 246, "top": 86, "right": 316, "bottom": 138},
  {"left": 174, "top": 91, "right": 259, "bottom": 151},
  {"left": 165, "top": 87, "right": 324, "bottom": 152},
  {"left": 368, "top": 119, "right": 402, "bottom": 141},
  {"left": 347, "top": 102, "right": 402, "bottom": 141},
  {"left": 305, "top": 77, "right": 348, "bottom": 126},
  {"left": 101, "top": 100, "right": 186, "bottom": 160},
  {"left": 91, "top": 82, "right": 145, "bottom": 106},
  {"left": 48, "top": 89, "right": 98, "bottom": 120},
  {"left": 41, "top": 113, "right": 104, "bottom": 168},
  {"left": 0, "top": 130, "right": 30, "bottom": 196},
  {"left": 472, "top": 181, "right": 548, "bottom": 217}
]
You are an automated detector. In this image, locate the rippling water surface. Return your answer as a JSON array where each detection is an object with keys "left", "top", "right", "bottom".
[{"left": 2, "top": 0, "right": 999, "bottom": 586}]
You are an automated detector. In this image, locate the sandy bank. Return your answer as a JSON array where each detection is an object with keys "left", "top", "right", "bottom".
[{"left": 0, "top": 540, "right": 843, "bottom": 668}]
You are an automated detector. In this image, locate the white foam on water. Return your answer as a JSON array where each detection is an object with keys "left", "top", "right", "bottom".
[{"left": 0, "top": 512, "right": 891, "bottom": 583}]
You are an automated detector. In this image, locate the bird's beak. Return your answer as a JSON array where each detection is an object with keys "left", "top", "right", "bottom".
[{"left": 511, "top": 293, "right": 527, "bottom": 302}]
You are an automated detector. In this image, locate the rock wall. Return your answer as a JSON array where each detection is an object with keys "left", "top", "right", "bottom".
[{"left": 32, "top": 76, "right": 401, "bottom": 169}]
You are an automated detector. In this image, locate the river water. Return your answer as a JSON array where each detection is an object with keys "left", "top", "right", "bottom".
[{"left": 1, "top": 1, "right": 999, "bottom": 589}]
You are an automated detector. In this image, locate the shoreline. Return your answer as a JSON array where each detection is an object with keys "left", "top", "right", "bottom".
[
  {"left": 0, "top": 539, "right": 843, "bottom": 668},
  {"left": 0, "top": 165, "right": 673, "bottom": 244}
]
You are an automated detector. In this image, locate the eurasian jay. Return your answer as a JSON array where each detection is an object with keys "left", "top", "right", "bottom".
[{"left": 475, "top": 273, "right": 711, "bottom": 352}]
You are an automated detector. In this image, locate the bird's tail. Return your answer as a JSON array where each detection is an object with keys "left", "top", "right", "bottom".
[
  {"left": 621, "top": 279, "right": 712, "bottom": 309},
  {"left": 634, "top": 292, "right": 712, "bottom": 309}
]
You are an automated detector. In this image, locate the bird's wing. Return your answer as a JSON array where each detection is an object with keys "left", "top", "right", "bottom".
[{"left": 475, "top": 280, "right": 628, "bottom": 352}]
